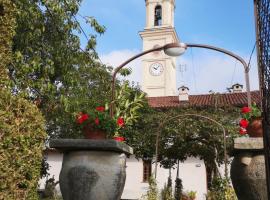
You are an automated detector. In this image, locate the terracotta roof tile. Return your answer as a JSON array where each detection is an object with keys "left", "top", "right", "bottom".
[{"left": 147, "top": 91, "right": 261, "bottom": 108}]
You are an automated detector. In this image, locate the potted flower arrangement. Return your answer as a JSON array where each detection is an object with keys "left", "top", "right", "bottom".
[
  {"left": 231, "top": 104, "right": 267, "bottom": 200},
  {"left": 239, "top": 103, "right": 262, "bottom": 137},
  {"left": 76, "top": 106, "right": 125, "bottom": 141},
  {"left": 76, "top": 82, "right": 146, "bottom": 142},
  {"left": 50, "top": 83, "right": 146, "bottom": 200}
]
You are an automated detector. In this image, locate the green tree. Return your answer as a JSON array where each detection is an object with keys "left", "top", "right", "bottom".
[
  {"left": 127, "top": 106, "right": 239, "bottom": 187},
  {"left": 158, "top": 107, "right": 239, "bottom": 187},
  {"left": 10, "top": 0, "right": 111, "bottom": 138}
]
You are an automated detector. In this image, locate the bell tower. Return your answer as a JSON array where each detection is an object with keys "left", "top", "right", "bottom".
[
  {"left": 140, "top": 0, "right": 180, "bottom": 97},
  {"left": 145, "top": 0, "right": 175, "bottom": 28}
]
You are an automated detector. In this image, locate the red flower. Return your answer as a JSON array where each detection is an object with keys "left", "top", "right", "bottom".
[
  {"left": 117, "top": 117, "right": 125, "bottom": 127},
  {"left": 114, "top": 136, "right": 125, "bottom": 142},
  {"left": 239, "top": 119, "right": 249, "bottom": 128},
  {"left": 241, "top": 107, "right": 251, "bottom": 114},
  {"left": 95, "top": 118, "right": 100, "bottom": 125},
  {"left": 77, "top": 113, "right": 89, "bottom": 124},
  {"left": 96, "top": 106, "right": 105, "bottom": 112},
  {"left": 239, "top": 127, "right": 247, "bottom": 135}
]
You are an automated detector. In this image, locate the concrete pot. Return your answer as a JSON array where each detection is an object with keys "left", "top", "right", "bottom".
[
  {"left": 50, "top": 139, "right": 133, "bottom": 200},
  {"left": 231, "top": 138, "right": 267, "bottom": 200}
]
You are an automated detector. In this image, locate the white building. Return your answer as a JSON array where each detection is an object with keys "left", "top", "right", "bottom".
[{"left": 40, "top": 150, "right": 208, "bottom": 200}]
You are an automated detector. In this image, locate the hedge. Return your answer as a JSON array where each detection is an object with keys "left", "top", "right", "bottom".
[
  {"left": 0, "top": 89, "right": 47, "bottom": 199},
  {"left": 0, "top": 1, "right": 47, "bottom": 199}
]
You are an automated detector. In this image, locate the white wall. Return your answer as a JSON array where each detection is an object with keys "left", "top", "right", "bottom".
[
  {"left": 40, "top": 153, "right": 209, "bottom": 200},
  {"left": 39, "top": 151, "right": 63, "bottom": 193}
]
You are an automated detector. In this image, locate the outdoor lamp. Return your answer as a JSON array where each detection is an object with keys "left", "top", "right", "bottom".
[{"left": 163, "top": 42, "right": 187, "bottom": 57}]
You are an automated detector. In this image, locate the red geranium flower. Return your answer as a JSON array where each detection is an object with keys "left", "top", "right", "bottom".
[
  {"left": 239, "top": 119, "right": 249, "bottom": 128},
  {"left": 117, "top": 117, "right": 125, "bottom": 127},
  {"left": 239, "top": 127, "right": 247, "bottom": 135},
  {"left": 242, "top": 106, "right": 251, "bottom": 114},
  {"left": 114, "top": 136, "right": 125, "bottom": 142},
  {"left": 95, "top": 118, "right": 100, "bottom": 125},
  {"left": 96, "top": 106, "right": 105, "bottom": 112},
  {"left": 77, "top": 113, "right": 89, "bottom": 124}
]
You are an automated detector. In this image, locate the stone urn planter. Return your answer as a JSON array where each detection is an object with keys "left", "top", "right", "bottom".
[
  {"left": 50, "top": 139, "right": 133, "bottom": 200},
  {"left": 230, "top": 137, "right": 267, "bottom": 200}
]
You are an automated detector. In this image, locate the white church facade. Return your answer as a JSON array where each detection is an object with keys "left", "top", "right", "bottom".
[{"left": 40, "top": 1, "right": 260, "bottom": 199}]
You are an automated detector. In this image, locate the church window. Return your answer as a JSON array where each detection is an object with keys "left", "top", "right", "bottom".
[
  {"left": 154, "top": 5, "right": 162, "bottom": 26},
  {"left": 143, "top": 160, "right": 152, "bottom": 182}
]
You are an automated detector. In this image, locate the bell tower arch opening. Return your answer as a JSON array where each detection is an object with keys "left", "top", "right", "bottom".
[{"left": 154, "top": 5, "right": 162, "bottom": 26}]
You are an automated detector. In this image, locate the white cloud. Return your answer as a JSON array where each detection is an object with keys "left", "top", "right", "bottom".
[
  {"left": 100, "top": 49, "right": 142, "bottom": 86},
  {"left": 100, "top": 49, "right": 260, "bottom": 95},
  {"left": 177, "top": 51, "right": 259, "bottom": 95}
]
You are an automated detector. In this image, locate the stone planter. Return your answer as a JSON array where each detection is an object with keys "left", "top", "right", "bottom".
[
  {"left": 50, "top": 139, "right": 133, "bottom": 200},
  {"left": 231, "top": 137, "right": 267, "bottom": 200}
]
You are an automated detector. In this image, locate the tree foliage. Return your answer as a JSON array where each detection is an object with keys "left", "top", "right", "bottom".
[
  {"left": 126, "top": 105, "right": 240, "bottom": 187},
  {"left": 10, "top": 0, "right": 111, "bottom": 138}
]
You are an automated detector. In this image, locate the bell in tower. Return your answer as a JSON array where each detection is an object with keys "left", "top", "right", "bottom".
[
  {"left": 145, "top": 0, "right": 175, "bottom": 28},
  {"left": 154, "top": 5, "right": 162, "bottom": 26}
]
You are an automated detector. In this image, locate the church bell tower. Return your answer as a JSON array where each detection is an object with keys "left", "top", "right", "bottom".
[{"left": 140, "top": 0, "right": 179, "bottom": 97}]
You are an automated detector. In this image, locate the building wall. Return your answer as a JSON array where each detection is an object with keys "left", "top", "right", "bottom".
[
  {"left": 39, "top": 151, "right": 63, "bottom": 193},
  {"left": 40, "top": 152, "right": 211, "bottom": 200}
]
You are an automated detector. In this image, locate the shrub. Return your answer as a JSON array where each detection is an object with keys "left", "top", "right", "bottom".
[
  {"left": 205, "top": 177, "right": 237, "bottom": 200},
  {"left": 0, "top": 0, "right": 16, "bottom": 86},
  {"left": 0, "top": 89, "right": 46, "bottom": 199},
  {"left": 43, "top": 177, "right": 59, "bottom": 199},
  {"left": 161, "top": 182, "right": 173, "bottom": 200},
  {"left": 141, "top": 176, "right": 159, "bottom": 200}
]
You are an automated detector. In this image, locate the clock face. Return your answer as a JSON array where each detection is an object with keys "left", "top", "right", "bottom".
[{"left": 149, "top": 63, "right": 164, "bottom": 76}]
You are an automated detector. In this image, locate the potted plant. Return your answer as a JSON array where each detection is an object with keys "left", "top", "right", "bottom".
[
  {"left": 50, "top": 83, "right": 146, "bottom": 200},
  {"left": 76, "top": 82, "right": 146, "bottom": 142},
  {"left": 238, "top": 103, "right": 262, "bottom": 137},
  {"left": 231, "top": 104, "right": 267, "bottom": 199},
  {"left": 76, "top": 106, "right": 125, "bottom": 141}
]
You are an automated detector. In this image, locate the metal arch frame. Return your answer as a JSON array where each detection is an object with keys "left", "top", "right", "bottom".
[
  {"left": 185, "top": 43, "right": 252, "bottom": 107},
  {"left": 110, "top": 43, "right": 252, "bottom": 117},
  {"left": 153, "top": 113, "right": 228, "bottom": 179}
]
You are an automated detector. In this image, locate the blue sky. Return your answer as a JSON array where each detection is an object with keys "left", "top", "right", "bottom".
[{"left": 78, "top": 0, "right": 259, "bottom": 94}]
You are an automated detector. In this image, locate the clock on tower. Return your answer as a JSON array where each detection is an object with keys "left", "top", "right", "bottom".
[{"left": 139, "top": 0, "right": 180, "bottom": 97}]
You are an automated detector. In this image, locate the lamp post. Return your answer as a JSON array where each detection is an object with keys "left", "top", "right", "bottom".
[
  {"left": 179, "top": 43, "right": 252, "bottom": 108},
  {"left": 110, "top": 43, "right": 186, "bottom": 117},
  {"left": 110, "top": 42, "right": 252, "bottom": 116}
]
